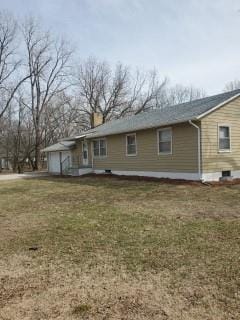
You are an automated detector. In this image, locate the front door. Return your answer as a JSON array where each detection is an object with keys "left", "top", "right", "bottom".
[{"left": 82, "top": 141, "right": 88, "bottom": 166}]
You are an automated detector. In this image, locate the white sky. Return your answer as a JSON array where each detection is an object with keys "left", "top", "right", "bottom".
[{"left": 1, "top": 0, "right": 240, "bottom": 94}]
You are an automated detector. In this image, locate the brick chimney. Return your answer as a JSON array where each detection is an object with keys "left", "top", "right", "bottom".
[{"left": 91, "top": 112, "right": 103, "bottom": 128}]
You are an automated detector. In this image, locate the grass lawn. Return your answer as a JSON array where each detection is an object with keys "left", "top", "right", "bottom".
[{"left": 0, "top": 176, "right": 239, "bottom": 319}]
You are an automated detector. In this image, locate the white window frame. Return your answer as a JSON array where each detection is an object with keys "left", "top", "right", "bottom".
[
  {"left": 157, "top": 127, "right": 173, "bottom": 155},
  {"left": 218, "top": 124, "right": 231, "bottom": 153},
  {"left": 126, "top": 133, "right": 137, "bottom": 156},
  {"left": 93, "top": 138, "right": 107, "bottom": 158}
]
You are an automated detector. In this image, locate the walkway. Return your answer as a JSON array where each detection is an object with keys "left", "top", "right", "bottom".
[{"left": 0, "top": 172, "right": 49, "bottom": 181}]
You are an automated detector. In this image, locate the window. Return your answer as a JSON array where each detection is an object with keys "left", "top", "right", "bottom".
[
  {"left": 158, "top": 128, "right": 172, "bottom": 154},
  {"left": 82, "top": 142, "right": 88, "bottom": 160},
  {"left": 219, "top": 126, "right": 231, "bottom": 151},
  {"left": 126, "top": 134, "right": 137, "bottom": 156},
  {"left": 222, "top": 170, "right": 231, "bottom": 178},
  {"left": 93, "top": 139, "right": 107, "bottom": 157}
]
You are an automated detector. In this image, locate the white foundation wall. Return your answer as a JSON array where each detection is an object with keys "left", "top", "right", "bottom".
[
  {"left": 202, "top": 170, "right": 240, "bottom": 182},
  {"left": 72, "top": 168, "right": 93, "bottom": 176},
  {"left": 94, "top": 169, "right": 240, "bottom": 181}
]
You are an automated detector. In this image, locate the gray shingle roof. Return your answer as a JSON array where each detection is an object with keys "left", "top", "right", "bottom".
[
  {"left": 86, "top": 89, "right": 240, "bottom": 138},
  {"left": 41, "top": 141, "right": 76, "bottom": 152}
]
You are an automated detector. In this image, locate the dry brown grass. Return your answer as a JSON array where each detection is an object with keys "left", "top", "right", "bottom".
[{"left": 0, "top": 176, "right": 240, "bottom": 319}]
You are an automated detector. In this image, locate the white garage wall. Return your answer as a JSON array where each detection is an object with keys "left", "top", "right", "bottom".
[{"left": 48, "top": 151, "right": 71, "bottom": 174}]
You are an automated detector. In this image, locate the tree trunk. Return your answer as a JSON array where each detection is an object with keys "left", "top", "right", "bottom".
[
  {"left": 33, "top": 146, "right": 40, "bottom": 171},
  {"left": 33, "top": 126, "right": 41, "bottom": 171}
]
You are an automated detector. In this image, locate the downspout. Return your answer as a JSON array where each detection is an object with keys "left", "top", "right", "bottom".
[
  {"left": 60, "top": 152, "right": 63, "bottom": 175},
  {"left": 189, "top": 120, "right": 202, "bottom": 181},
  {"left": 46, "top": 153, "right": 49, "bottom": 173},
  {"left": 91, "top": 141, "right": 94, "bottom": 172}
]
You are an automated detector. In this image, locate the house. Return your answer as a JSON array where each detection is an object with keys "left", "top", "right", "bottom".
[
  {"left": 0, "top": 153, "right": 11, "bottom": 171},
  {"left": 42, "top": 89, "right": 240, "bottom": 182}
]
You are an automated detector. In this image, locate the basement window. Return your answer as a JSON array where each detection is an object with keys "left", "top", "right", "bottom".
[{"left": 222, "top": 170, "right": 231, "bottom": 178}]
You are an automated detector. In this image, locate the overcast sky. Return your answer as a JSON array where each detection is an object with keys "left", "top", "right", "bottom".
[{"left": 1, "top": 0, "right": 240, "bottom": 94}]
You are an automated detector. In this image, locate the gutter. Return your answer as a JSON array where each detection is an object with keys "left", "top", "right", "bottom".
[
  {"left": 61, "top": 134, "right": 87, "bottom": 141},
  {"left": 189, "top": 120, "right": 202, "bottom": 181}
]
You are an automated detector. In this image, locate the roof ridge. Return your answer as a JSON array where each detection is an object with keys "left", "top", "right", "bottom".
[
  {"left": 167, "top": 88, "right": 240, "bottom": 109},
  {"left": 103, "top": 88, "right": 240, "bottom": 119},
  {"left": 73, "top": 88, "right": 240, "bottom": 139}
]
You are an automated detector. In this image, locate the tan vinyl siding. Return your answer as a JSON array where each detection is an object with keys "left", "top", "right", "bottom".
[
  {"left": 90, "top": 123, "right": 198, "bottom": 173},
  {"left": 201, "top": 97, "right": 240, "bottom": 173}
]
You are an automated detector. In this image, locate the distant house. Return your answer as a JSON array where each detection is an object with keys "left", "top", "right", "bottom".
[
  {"left": 42, "top": 89, "right": 240, "bottom": 182},
  {"left": 0, "top": 153, "right": 11, "bottom": 171}
]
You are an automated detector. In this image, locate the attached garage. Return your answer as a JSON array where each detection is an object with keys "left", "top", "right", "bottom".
[{"left": 42, "top": 141, "right": 75, "bottom": 175}]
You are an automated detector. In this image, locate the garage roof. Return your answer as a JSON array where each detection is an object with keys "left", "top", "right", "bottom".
[{"left": 41, "top": 141, "right": 76, "bottom": 152}]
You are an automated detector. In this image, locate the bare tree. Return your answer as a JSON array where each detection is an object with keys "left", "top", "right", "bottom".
[
  {"left": 21, "top": 17, "right": 73, "bottom": 170},
  {"left": 75, "top": 58, "right": 205, "bottom": 127},
  {"left": 224, "top": 80, "right": 240, "bottom": 92},
  {"left": 0, "top": 11, "right": 31, "bottom": 120},
  {"left": 118, "top": 69, "right": 167, "bottom": 117},
  {"left": 164, "top": 84, "right": 205, "bottom": 106},
  {"left": 75, "top": 57, "right": 128, "bottom": 126},
  {"left": 75, "top": 58, "right": 167, "bottom": 126},
  {"left": 11, "top": 98, "right": 26, "bottom": 173},
  {"left": 0, "top": 107, "right": 12, "bottom": 170},
  {"left": 0, "top": 91, "right": 36, "bottom": 173},
  {"left": 42, "top": 92, "right": 87, "bottom": 145}
]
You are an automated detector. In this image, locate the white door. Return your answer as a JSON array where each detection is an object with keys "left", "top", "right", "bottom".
[
  {"left": 48, "top": 152, "right": 61, "bottom": 173},
  {"left": 82, "top": 142, "right": 88, "bottom": 166}
]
